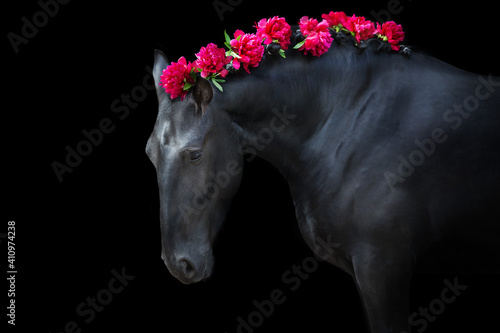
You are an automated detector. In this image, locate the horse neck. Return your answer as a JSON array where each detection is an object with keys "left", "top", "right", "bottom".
[{"left": 219, "top": 45, "right": 397, "bottom": 178}]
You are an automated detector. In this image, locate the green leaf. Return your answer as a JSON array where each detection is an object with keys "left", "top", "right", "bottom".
[
  {"left": 224, "top": 30, "right": 231, "bottom": 44},
  {"left": 227, "top": 50, "right": 241, "bottom": 59},
  {"left": 211, "top": 77, "right": 223, "bottom": 92},
  {"left": 225, "top": 41, "right": 241, "bottom": 59},
  {"left": 340, "top": 27, "right": 352, "bottom": 35},
  {"left": 293, "top": 38, "right": 306, "bottom": 49},
  {"left": 183, "top": 82, "right": 193, "bottom": 91},
  {"left": 214, "top": 78, "right": 225, "bottom": 83},
  {"left": 328, "top": 25, "right": 342, "bottom": 33},
  {"left": 189, "top": 72, "right": 197, "bottom": 83},
  {"left": 279, "top": 49, "right": 286, "bottom": 58}
]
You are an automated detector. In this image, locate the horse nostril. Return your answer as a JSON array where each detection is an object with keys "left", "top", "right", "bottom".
[{"left": 178, "top": 257, "right": 196, "bottom": 279}]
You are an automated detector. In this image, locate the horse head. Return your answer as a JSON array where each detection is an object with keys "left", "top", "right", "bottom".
[{"left": 146, "top": 50, "right": 244, "bottom": 284}]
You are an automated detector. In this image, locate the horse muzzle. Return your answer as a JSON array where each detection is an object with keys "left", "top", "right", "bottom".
[{"left": 161, "top": 250, "right": 213, "bottom": 284}]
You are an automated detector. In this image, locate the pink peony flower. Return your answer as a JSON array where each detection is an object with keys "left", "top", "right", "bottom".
[
  {"left": 376, "top": 21, "right": 405, "bottom": 51},
  {"left": 194, "top": 43, "right": 232, "bottom": 78},
  {"left": 255, "top": 16, "right": 292, "bottom": 50},
  {"left": 297, "top": 16, "right": 333, "bottom": 57},
  {"left": 159, "top": 57, "right": 196, "bottom": 101},
  {"left": 321, "top": 11, "right": 349, "bottom": 29},
  {"left": 346, "top": 15, "right": 376, "bottom": 43},
  {"left": 229, "top": 30, "right": 265, "bottom": 74}
]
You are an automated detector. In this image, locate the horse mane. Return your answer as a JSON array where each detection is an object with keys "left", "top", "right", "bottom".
[
  {"left": 224, "top": 25, "right": 410, "bottom": 86},
  {"left": 224, "top": 27, "right": 413, "bottom": 82},
  {"left": 263, "top": 25, "right": 413, "bottom": 58}
]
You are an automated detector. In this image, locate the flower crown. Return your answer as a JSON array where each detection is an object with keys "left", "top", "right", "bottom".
[{"left": 159, "top": 11, "right": 405, "bottom": 101}]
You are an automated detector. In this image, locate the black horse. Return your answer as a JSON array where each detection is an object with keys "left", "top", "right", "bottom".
[{"left": 146, "top": 30, "right": 500, "bottom": 332}]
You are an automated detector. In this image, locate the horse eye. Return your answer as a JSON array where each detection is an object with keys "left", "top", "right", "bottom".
[{"left": 189, "top": 150, "right": 203, "bottom": 162}]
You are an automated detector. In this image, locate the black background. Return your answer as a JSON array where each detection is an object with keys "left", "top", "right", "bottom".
[{"left": 5, "top": 0, "right": 500, "bottom": 332}]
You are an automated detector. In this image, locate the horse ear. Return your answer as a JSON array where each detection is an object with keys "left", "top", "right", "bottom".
[
  {"left": 153, "top": 50, "right": 169, "bottom": 98},
  {"left": 192, "top": 78, "right": 213, "bottom": 114}
]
